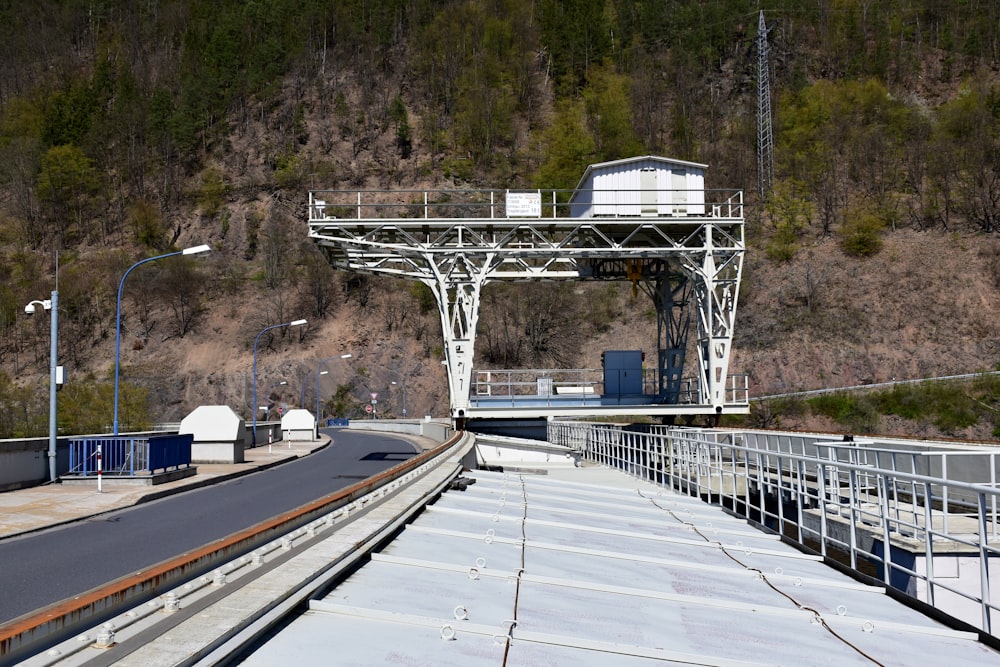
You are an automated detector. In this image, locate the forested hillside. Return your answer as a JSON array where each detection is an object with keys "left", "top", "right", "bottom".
[{"left": 1, "top": 1, "right": 999, "bottom": 440}]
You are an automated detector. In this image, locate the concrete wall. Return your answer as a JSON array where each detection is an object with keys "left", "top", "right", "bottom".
[
  {"left": 347, "top": 419, "right": 453, "bottom": 444},
  {"left": 0, "top": 438, "right": 52, "bottom": 490},
  {"left": 245, "top": 421, "right": 284, "bottom": 448}
]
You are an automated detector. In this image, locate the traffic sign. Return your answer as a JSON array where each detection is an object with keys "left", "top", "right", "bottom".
[
  {"left": 371, "top": 392, "right": 379, "bottom": 400},
  {"left": 365, "top": 404, "right": 373, "bottom": 413}
]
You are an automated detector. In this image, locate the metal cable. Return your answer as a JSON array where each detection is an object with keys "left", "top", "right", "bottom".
[
  {"left": 501, "top": 476, "right": 527, "bottom": 667},
  {"left": 642, "top": 491, "right": 887, "bottom": 667}
]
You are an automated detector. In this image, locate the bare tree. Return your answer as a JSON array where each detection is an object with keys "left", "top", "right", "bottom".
[
  {"left": 299, "top": 246, "right": 338, "bottom": 319},
  {"left": 159, "top": 256, "right": 205, "bottom": 338},
  {"left": 262, "top": 211, "right": 292, "bottom": 290}
]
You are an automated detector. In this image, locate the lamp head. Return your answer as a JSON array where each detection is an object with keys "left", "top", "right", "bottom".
[
  {"left": 182, "top": 244, "right": 212, "bottom": 255},
  {"left": 24, "top": 303, "right": 35, "bottom": 315}
]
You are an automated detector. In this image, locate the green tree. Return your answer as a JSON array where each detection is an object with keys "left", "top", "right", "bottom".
[
  {"left": 534, "top": 99, "right": 596, "bottom": 191},
  {"left": 128, "top": 200, "right": 167, "bottom": 250},
  {"left": 41, "top": 78, "right": 98, "bottom": 148},
  {"left": 582, "top": 65, "right": 644, "bottom": 161},
  {"left": 35, "top": 144, "right": 101, "bottom": 244},
  {"left": 839, "top": 204, "right": 885, "bottom": 257},
  {"left": 539, "top": 0, "right": 613, "bottom": 93},
  {"left": 765, "top": 179, "right": 814, "bottom": 261},
  {"left": 389, "top": 96, "right": 412, "bottom": 158},
  {"left": 934, "top": 80, "right": 1000, "bottom": 233},
  {"left": 196, "top": 167, "right": 227, "bottom": 218},
  {"left": 58, "top": 377, "right": 150, "bottom": 435}
]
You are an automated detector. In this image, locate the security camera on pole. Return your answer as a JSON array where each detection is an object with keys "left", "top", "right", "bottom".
[{"left": 25, "top": 293, "right": 61, "bottom": 483}]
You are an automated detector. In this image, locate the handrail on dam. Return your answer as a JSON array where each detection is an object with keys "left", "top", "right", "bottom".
[{"left": 548, "top": 422, "right": 1000, "bottom": 639}]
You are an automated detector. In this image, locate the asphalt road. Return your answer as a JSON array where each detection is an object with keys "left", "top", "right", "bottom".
[{"left": 0, "top": 429, "right": 420, "bottom": 626}]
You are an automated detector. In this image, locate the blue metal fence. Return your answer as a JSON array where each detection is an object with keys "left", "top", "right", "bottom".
[
  {"left": 147, "top": 434, "right": 193, "bottom": 473},
  {"left": 68, "top": 434, "right": 192, "bottom": 476}
]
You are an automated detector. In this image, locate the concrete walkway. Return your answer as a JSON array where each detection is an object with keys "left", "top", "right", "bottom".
[{"left": 0, "top": 438, "right": 330, "bottom": 540}]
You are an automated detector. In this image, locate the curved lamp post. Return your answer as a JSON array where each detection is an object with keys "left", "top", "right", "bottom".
[
  {"left": 315, "top": 354, "right": 352, "bottom": 425},
  {"left": 114, "top": 245, "right": 210, "bottom": 435},
  {"left": 25, "top": 293, "right": 58, "bottom": 481},
  {"left": 252, "top": 319, "right": 307, "bottom": 446}
]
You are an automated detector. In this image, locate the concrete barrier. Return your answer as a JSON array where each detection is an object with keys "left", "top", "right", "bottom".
[
  {"left": 0, "top": 439, "right": 51, "bottom": 491},
  {"left": 346, "top": 419, "right": 453, "bottom": 443}
]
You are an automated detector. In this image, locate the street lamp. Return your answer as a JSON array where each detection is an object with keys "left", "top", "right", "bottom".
[
  {"left": 315, "top": 354, "right": 352, "bottom": 425},
  {"left": 261, "top": 380, "right": 288, "bottom": 419},
  {"left": 114, "top": 244, "right": 211, "bottom": 435},
  {"left": 391, "top": 380, "right": 408, "bottom": 418},
  {"left": 300, "top": 369, "right": 327, "bottom": 409},
  {"left": 25, "top": 293, "right": 59, "bottom": 482},
  {"left": 252, "top": 319, "right": 307, "bottom": 446}
]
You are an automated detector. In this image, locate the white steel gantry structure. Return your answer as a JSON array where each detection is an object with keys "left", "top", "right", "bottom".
[{"left": 308, "top": 156, "right": 747, "bottom": 426}]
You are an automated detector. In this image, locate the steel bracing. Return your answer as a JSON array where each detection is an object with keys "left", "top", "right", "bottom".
[{"left": 308, "top": 188, "right": 746, "bottom": 421}]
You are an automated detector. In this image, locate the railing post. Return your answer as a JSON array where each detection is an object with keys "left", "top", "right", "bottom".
[
  {"left": 97, "top": 443, "right": 103, "bottom": 494},
  {"left": 796, "top": 458, "right": 806, "bottom": 547},
  {"left": 993, "top": 452, "right": 998, "bottom": 542},
  {"left": 755, "top": 450, "right": 765, "bottom": 525},
  {"left": 923, "top": 480, "right": 936, "bottom": 609},
  {"left": 942, "top": 456, "right": 950, "bottom": 535},
  {"left": 848, "top": 467, "right": 859, "bottom": 570},
  {"left": 877, "top": 475, "right": 894, "bottom": 586},
  {"left": 776, "top": 455, "right": 785, "bottom": 536},
  {"left": 978, "top": 492, "right": 993, "bottom": 635},
  {"left": 817, "top": 462, "right": 829, "bottom": 558}
]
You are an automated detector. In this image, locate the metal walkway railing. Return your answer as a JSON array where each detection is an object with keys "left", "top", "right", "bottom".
[
  {"left": 548, "top": 422, "right": 1000, "bottom": 637},
  {"left": 67, "top": 434, "right": 193, "bottom": 477}
]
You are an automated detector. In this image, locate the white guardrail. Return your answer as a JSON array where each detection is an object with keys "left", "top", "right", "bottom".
[{"left": 547, "top": 422, "right": 1000, "bottom": 638}]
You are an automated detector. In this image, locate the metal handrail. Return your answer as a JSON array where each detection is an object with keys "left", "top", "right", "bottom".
[
  {"left": 548, "top": 422, "right": 1000, "bottom": 637},
  {"left": 308, "top": 187, "right": 744, "bottom": 222}
]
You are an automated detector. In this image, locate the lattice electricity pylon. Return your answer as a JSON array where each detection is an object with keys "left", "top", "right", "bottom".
[
  {"left": 757, "top": 10, "right": 775, "bottom": 201},
  {"left": 308, "top": 188, "right": 745, "bottom": 422}
]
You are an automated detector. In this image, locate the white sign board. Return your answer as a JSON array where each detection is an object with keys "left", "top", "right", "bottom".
[{"left": 506, "top": 191, "right": 541, "bottom": 218}]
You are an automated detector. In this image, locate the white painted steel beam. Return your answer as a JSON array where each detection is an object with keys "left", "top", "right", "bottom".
[{"left": 308, "top": 186, "right": 745, "bottom": 420}]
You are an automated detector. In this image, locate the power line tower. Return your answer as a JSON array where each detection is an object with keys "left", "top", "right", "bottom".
[{"left": 756, "top": 10, "right": 774, "bottom": 202}]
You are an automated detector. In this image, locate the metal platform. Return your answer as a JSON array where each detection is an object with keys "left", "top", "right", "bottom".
[
  {"left": 467, "top": 366, "right": 749, "bottom": 419},
  {"left": 308, "top": 158, "right": 746, "bottom": 424}
]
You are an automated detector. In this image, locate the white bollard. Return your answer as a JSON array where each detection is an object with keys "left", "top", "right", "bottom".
[{"left": 96, "top": 444, "right": 103, "bottom": 494}]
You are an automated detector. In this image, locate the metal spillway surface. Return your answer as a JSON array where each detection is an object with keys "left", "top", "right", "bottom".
[{"left": 241, "top": 465, "right": 1000, "bottom": 666}]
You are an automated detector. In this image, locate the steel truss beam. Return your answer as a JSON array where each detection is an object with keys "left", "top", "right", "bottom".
[{"left": 308, "top": 190, "right": 744, "bottom": 419}]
